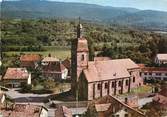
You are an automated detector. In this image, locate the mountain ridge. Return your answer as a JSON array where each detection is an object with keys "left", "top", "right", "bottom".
[{"left": 1, "top": 0, "right": 167, "bottom": 31}]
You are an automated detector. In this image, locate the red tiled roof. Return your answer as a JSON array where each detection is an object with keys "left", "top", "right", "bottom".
[
  {"left": 157, "top": 54, "right": 167, "bottom": 60},
  {"left": 55, "top": 106, "right": 72, "bottom": 117},
  {"left": 62, "top": 58, "right": 71, "bottom": 69},
  {"left": 90, "top": 95, "right": 145, "bottom": 116},
  {"left": 159, "top": 85, "right": 167, "bottom": 97},
  {"left": 77, "top": 37, "right": 89, "bottom": 52},
  {"left": 141, "top": 67, "right": 167, "bottom": 73},
  {"left": 137, "top": 64, "right": 145, "bottom": 68},
  {"left": 1, "top": 104, "right": 47, "bottom": 117},
  {"left": 84, "top": 59, "right": 139, "bottom": 82},
  {"left": 43, "top": 62, "right": 66, "bottom": 73},
  {"left": 3, "top": 68, "right": 29, "bottom": 80},
  {"left": 20, "top": 54, "right": 41, "bottom": 62},
  {"left": 153, "top": 94, "right": 167, "bottom": 106},
  {"left": 153, "top": 85, "right": 167, "bottom": 106}
]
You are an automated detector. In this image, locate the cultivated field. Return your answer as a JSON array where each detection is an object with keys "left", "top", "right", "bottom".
[{"left": 4, "top": 46, "right": 71, "bottom": 59}]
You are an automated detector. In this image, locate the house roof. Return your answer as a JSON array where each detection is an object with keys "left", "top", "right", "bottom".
[
  {"left": 153, "top": 94, "right": 167, "bottom": 106},
  {"left": 20, "top": 54, "right": 41, "bottom": 62},
  {"left": 137, "top": 64, "right": 146, "bottom": 68},
  {"left": 95, "top": 103, "right": 111, "bottom": 112},
  {"left": 43, "top": 62, "right": 66, "bottom": 73},
  {"left": 1, "top": 104, "right": 47, "bottom": 117},
  {"left": 62, "top": 58, "right": 71, "bottom": 69},
  {"left": 3, "top": 68, "right": 29, "bottom": 80},
  {"left": 55, "top": 106, "right": 72, "bottom": 117},
  {"left": 156, "top": 54, "right": 167, "bottom": 61},
  {"left": 159, "top": 85, "right": 167, "bottom": 97},
  {"left": 141, "top": 67, "right": 167, "bottom": 73},
  {"left": 77, "top": 37, "right": 89, "bottom": 52},
  {"left": 153, "top": 85, "right": 167, "bottom": 106},
  {"left": 42, "top": 57, "right": 59, "bottom": 62},
  {"left": 83, "top": 59, "right": 139, "bottom": 82},
  {"left": 89, "top": 95, "right": 145, "bottom": 117}
]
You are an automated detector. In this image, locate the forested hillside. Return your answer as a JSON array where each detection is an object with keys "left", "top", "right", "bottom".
[
  {"left": 1, "top": 19, "right": 167, "bottom": 66},
  {"left": 1, "top": 0, "right": 167, "bottom": 31}
]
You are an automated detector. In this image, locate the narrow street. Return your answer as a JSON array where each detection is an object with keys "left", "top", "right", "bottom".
[
  {"left": 4, "top": 88, "right": 154, "bottom": 116},
  {"left": 5, "top": 88, "right": 51, "bottom": 103}
]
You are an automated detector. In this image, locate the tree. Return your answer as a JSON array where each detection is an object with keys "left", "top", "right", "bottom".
[
  {"left": 21, "top": 84, "right": 32, "bottom": 93},
  {"left": 43, "top": 79, "right": 56, "bottom": 89}
]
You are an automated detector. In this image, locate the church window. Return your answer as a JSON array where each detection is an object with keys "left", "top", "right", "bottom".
[
  {"left": 81, "top": 54, "right": 84, "bottom": 61},
  {"left": 133, "top": 77, "right": 135, "bottom": 83},
  {"left": 126, "top": 80, "right": 129, "bottom": 86},
  {"left": 139, "top": 72, "right": 141, "bottom": 76}
]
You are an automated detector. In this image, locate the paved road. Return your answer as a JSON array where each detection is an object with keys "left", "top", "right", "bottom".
[
  {"left": 5, "top": 89, "right": 88, "bottom": 117},
  {"left": 4, "top": 88, "right": 154, "bottom": 116},
  {"left": 5, "top": 88, "right": 51, "bottom": 103}
]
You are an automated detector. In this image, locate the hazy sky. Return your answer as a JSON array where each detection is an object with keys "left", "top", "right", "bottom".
[
  {"left": 1, "top": 0, "right": 167, "bottom": 11},
  {"left": 49, "top": 0, "right": 167, "bottom": 11}
]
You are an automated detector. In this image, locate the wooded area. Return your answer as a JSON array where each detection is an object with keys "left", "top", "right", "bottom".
[{"left": 1, "top": 19, "right": 167, "bottom": 70}]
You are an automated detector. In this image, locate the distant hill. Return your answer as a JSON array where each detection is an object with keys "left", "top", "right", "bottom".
[{"left": 1, "top": 0, "right": 167, "bottom": 31}]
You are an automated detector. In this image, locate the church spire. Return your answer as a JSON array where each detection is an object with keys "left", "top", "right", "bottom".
[{"left": 77, "top": 17, "right": 83, "bottom": 38}]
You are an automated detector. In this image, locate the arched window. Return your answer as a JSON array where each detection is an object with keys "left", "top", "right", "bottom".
[
  {"left": 133, "top": 77, "right": 135, "bottom": 83},
  {"left": 81, "top": 54, "right": 84, "bottom": 61}
]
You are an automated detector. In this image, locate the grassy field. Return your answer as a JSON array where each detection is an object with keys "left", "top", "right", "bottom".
[
  {"left": 4, "top": 46, "right": 71, "bottom": 59},
  {"left": 118, "top": 85, "right": 153, "bottom": 97}
]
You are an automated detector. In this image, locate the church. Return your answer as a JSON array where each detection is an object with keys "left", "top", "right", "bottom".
[{"left": 71, "top": 23, "right": 143, "bottom": 101}]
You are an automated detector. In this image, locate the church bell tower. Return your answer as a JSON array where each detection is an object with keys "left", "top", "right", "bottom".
[{"left": 71, "top": 19, "right": 89, "bottom": 96}]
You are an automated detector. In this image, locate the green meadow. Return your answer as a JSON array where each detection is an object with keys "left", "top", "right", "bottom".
[{"left": 4, "top": 46, "right": 71, "bottom": 59}]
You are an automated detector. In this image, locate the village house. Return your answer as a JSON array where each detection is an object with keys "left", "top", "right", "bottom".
[
  {"left": 153, "top": 86, "right": 167, "bottom": 106},
  {"left": 2, "top": 68, "right": 31, "bottom": 88},
  {"left": 42, "top": 61, "right": 68, "bottom": 80},
  {"left": 62, "top": 58, "right": 71, "bottom": 77},
  {"left": 71, "top": 23, "right": 143, "bottom": 100},
  {"left": 139, "top": 64, "right": 167, "bottom": 82},
  {"left": 0, "top": 104, "right": 48, "bottom": 117},
  {"left": 152, "top": 84, "right": 167, "bottom": 116},
  {"left": 20, "top": 54, "right": 41, "bottom": 69},
  {"left": 155, "top": 54, "right": 167, "bottom": 65},
  {"left": 86, "top": 95, "right": 145, "bottom": 117},
  {"left": 41, "top": 56, "right": 59, "bottom": 66},
  {"left": 143, "top": 84, "right": 167, "bottom": 117}
]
